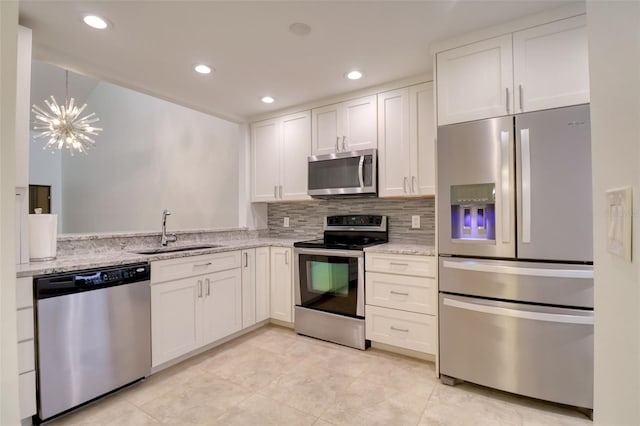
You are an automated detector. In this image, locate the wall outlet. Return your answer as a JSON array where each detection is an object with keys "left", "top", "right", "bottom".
[
  {"left": 411, "top": 215, "right": 420, "bottom": 229},
  {"left": 283, "top": 217, "right": 290, "bottom": 228}
]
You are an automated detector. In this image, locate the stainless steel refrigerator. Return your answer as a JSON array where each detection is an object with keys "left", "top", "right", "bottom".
[{"left": 437, "top": 104, "right": 593, "bottom": 412}]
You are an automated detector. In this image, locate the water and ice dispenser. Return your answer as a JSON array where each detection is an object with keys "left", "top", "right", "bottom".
[{"left": 450, "top": 183, "right": 496, "bottom": 241}]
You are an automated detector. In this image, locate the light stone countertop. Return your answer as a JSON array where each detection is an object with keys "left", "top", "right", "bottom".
[
  {"left": 16, "top": 238, "right": 300, "bottom": 278},
  {"left": 364, "top": 243, "right": 436, "bottom": 256}
]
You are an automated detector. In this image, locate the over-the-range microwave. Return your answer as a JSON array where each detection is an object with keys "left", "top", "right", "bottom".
[{"left": 307, "top": 149, "right": 377, "bottom": 197}]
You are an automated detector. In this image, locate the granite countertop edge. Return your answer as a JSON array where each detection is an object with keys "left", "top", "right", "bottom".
[
  {"left": 364, "top": 243, "right": 436, "bottom": 256},
  {"left": 16, "top": 238, "right": 299, "bottom": 278}
]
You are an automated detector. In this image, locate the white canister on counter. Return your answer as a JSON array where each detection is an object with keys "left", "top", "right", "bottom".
[{"left": 28, "top": 213, "right": 57, "bottom": 261}]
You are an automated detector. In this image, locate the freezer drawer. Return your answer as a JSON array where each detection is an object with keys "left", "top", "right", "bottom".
[
  {"left": 439, "top": 293, "right": 593, "bottom": 409},
  {"left": 439, "top": 257, "right": 593, "bottom": 308}
]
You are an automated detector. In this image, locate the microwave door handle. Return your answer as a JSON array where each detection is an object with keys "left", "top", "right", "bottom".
[{"left": 358, "top": 155, "right": 365, "bottom": 189}]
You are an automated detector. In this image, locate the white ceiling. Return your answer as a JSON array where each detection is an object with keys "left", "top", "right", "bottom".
[{"left": 19, "top": 1, "right": 579, "bottom": 123}]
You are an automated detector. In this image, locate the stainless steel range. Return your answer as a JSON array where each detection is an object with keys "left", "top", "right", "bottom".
[{"left": 294, "top": 215, "right": 388, "bottom": 350}]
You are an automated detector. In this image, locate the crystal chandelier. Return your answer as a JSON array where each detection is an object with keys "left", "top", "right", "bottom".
[{"left": 32, "top": 70, "right": 102, "bottom": 155}]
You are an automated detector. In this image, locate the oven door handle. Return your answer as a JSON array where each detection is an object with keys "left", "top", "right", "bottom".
[{"left": 294, "top": 248, "right": 364, "bottom": 258}]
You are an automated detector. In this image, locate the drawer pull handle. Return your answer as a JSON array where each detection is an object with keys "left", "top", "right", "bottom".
[
  {"left": 390, "top": 291, "right": 409, "bottom": 296},
  {"left": 390, "top": 326, "right": 409, "bottom": 332},
  {"left": 194, "top": 262, "right": 212, "bottom": 267},
  {"left": 389, "top": 262, "right": 409, "bottom": 267}
]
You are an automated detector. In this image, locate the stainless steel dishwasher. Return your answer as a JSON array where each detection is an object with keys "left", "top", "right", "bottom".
[{"left": 34, "top": 263, "right": 151, "bottom": 423}]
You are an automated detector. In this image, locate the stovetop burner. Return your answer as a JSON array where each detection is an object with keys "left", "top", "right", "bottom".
[{"left": 294, "top": 215, "right": 388, "bottom": 251}]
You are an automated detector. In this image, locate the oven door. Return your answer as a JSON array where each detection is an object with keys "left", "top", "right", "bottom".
[{"left": 294, "top": 248, "right": 364, "bottom": 318}]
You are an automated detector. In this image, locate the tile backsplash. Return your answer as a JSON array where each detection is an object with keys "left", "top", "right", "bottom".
[{"left": 267, "top": 197, "right": 435, "bottom": 245}]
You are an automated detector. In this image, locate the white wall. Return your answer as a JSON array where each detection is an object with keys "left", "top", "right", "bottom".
[
  {"left": 28, "top": 136, "right": 62, "bottom": 227},
  {"left": 61, "top": 80, "right": 240, "bottom": 233},
  {"left": 587, "top": 2, "right": 640, "bottom": 425},
  {"left": 0, "top": 1, "right": 20, "bottom": 424}
]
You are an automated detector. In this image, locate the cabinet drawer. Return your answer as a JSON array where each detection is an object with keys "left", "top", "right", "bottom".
[
  {"left": 17, "top": 308, "right": 33, "bottom": 341},
  {"left": 365, "top": 305, "right": 436, "bottom": 354},
  {"left": 151, "top": 251, "right": 241, "bottom": 284},
  {"left": 18, "top": 340, "right": 34, "bottom": 374},
  {"left": 16, "top": 277, "right": 33, "bottom": 309},
  {"left": 366, "top": 253, "right": 435, "bottom": 277},
  {"left": 366, "top": 272, "right": 436, "bottom": 315},
  {"left": 19, "top": 370, "right": 36, "bottom": 418}
]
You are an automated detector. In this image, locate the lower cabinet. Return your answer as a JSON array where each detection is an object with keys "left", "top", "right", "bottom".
[
  {"left": 269, "top": 247, "right": 293, "bottom": 323},
  {"left": 241, "top": 247, "right": 271, "bottom": 328},
  {"left": 365, "top": 252, "right": 437, "bottom": 355},
  {"left": 16, "top": 276, "right": 36, "bottom": 420},
  {"left": 151, "top": 252, "right": 242, "bottom": 367}
]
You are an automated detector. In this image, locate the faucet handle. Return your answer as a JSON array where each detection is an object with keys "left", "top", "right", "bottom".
[{"left": 163, "top": 209, "right": 171, "bottom": 216}]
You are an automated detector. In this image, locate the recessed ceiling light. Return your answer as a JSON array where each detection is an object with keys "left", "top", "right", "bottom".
[
  {"left": 194, "top": 64, "right": 212, "bottom": 74},
  {"left": 261, "top": 96, "right": 275, "bottom": 104},
  {"left": 289, "top": 22, "right": 311, "bottom": 36},
  {"left": 346, "top": 70, "right": 363, "bottom": 80},
  {"left": 83, "top": 15, "right": 109, "bottom": 30}
]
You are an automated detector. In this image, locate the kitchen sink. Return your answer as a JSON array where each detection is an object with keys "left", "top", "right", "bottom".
[{"left": 131, "top": 244, "right": 223, "bottom": 255}]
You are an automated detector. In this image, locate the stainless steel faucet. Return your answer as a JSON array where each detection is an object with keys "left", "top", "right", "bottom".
[{"left": 161, "top": 209, "right": 178, "bottom": 246}]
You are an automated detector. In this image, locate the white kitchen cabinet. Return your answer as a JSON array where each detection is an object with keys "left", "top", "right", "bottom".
[
  {"left": 311, "top": 95, "right": 377, "bottom": 155},
  {"left": 151, "top": 252, "right": 242, "bottom": 367},
  {"left": 365, "top": 253, "right": 437, "bottom": 355},
  {"left": 202, "top": 268, "right": 242, "bottom": 345},
  {"left": 378, "top": 82, "right": 435, "bottom": 197},
  {"left": 255, "top": 246, "right": 271, "bottom": 322},
  {"left": 269, "top": 247, "right": 293, "bottom": 323},
  {"left": 436, "top": 15, "right": 589, "bottom": 125},
  {"left": 437, "top": 34, "right": 513, "bottom": 125},
  {"left": 16, "top": 276, "right": 36, "bottom": 419},
  {"left": 513, "top": 15, "right": 589, "bottom": 113},
  {"left": 251, "top": 111, "right": 311, "bottom": 202},
  {"left": 241, "top": 249, "right": 256, "bottom": 328},
  {"left": 151, "top": 276, "right": 202, "bottom": 366}
]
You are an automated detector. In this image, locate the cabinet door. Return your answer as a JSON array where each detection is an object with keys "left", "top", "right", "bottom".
[
  {"left": 513, "top": 15, "right": 589, "bottom": 113},
  {"left": 151, "top": 277, "right": 202, "bottom": 367},
  {"left": 255, "top": 246, "right": 271, "bottom": 322},
  {"left": 270, "top": 247, "right": 293, "bottom": 323},
  {"left": 202, "top": 269, "right": 243, "bottom": 345},
  {"left": 378, "top": 88, "right": 411, "bottom": 197},
  {"left": 251, "top": 119, "right": 281, "bottom": 202},
  {"left": 342, "top": 95, "right": 378, "bottom": 151},
  {"left": 281, "top": 111, "right": 311, "bottom": 201},
  {"left": 437, "top": 34, "right": 513, "bottom": 125},
  {"left": 241, "top": 249, "right": 256, "bottom": 328},
  {"left": 410, "top": 82, "right": 436, "bottom": 196},
  {"left": 311, "top": 103, "right": 340, "bottom": 155}
]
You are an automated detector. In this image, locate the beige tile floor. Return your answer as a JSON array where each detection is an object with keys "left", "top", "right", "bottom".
[{"left": 48, "top": 325, "right": 591, "bottom": 426}]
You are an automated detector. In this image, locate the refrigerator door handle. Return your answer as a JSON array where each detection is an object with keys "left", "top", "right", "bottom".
[
  {"left": 521, "top": 128, "right": 532, "bottom": 243},
  {"left": 442, "top": 260, "right": 593, "bottom": 279},
  {"left": 500, "top": 130, "right": 511, "bottom": 243},
  {"left": 443, "top": 297, "right": 594, "bottom": 325}
]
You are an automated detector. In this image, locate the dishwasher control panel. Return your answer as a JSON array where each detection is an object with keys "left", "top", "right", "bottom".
[{"left": 35, "top": 263, "right": 150, "bottom": 299}]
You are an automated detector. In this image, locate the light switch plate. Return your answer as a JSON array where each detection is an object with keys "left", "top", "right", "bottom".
[
  {"left": 606, "top": 187, "right": 632, "bottom": 262},
  {"left": 283, "top": 217, "right": 290, "bottom": 228},
  {"left": 411, "top": 215, "right": 420, "bottom": 229}
]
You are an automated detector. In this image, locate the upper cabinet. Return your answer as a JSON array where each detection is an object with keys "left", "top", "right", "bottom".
[
  {"left": 311, "top": 95, "right": 377, "bottom": 155},
  {"left": 378, "top": 82, "right": 436, "bottom": 197},
  {"left": 251, "top": 111, "right": 311, "bottom": 202},
  {"left": 436, "top": 14, "right": 589, "bottom": 125},
  {"left": 513, "top": 15, "right": 589, "bottom": 113},
  {"left": 437, "top": 35, "right": 513, "bottom": 126}
]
